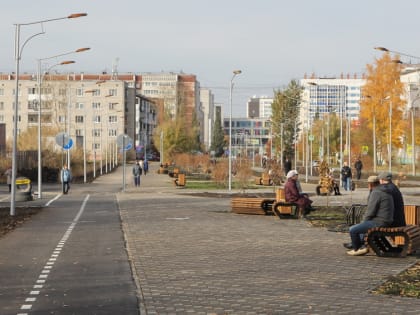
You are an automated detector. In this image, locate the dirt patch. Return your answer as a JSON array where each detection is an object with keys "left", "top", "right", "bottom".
[{"left": 0, "top": 207, "right": 43, "bottom": 239}]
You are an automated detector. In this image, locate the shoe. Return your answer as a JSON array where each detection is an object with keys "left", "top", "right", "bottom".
[
  {"left": 347, "top": 247, "right": 369, "bottom": 256},
  {"left": 343, "top": 242, "right": 353, "bottom": 249}
]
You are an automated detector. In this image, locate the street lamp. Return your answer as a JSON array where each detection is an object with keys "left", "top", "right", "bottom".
[
  {"left": 388, "top": 98, "right": 393, "bottom": 173},
  {"left": 11, "top": 12, "right": 87, "bottom": 216},
  {"left": 366, "top": 95, "right": 390, "bottom": 172},
  {"left": 36, "top": 48, "right": 89, "bottom": 199},
  {"left": 375, "top": 47, "right": 420, "bottom": 63},
  {"left": 228, "top": 69, "right": 242, "bottom": 191},
  {"left": 37, "top": 59, "right": 74, "bottom": 199}
]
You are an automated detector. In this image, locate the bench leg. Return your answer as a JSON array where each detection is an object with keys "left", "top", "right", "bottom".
[{"left": 367, "top": 231, "right": 408, "bottom": 257}]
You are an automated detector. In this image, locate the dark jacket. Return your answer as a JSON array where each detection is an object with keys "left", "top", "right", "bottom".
[
  {"left": 364, "top": 185, "right": 394, "bottom": 226},
  {"left": 354, "top": 160, "right": 363, "bottom": 171},
  {"left": 341, "top": 166, "right": 352, "bottom": 179},
  {"left": 382, "top": 182, "right": 405, "bottom": 227}
]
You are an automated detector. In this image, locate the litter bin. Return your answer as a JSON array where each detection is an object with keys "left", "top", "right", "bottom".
[{"left": 15, "top": 177, "right": 33, "bottom": 201}]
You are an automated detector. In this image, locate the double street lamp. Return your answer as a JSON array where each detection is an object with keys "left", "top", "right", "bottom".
[
  {"left": 11, "top": 13, "right": 87, "bottom": 216},
  {"left": 228, "top": 70, "right": 242, "bottom": 191},
  {"left": 36, "top": 47, "right": 89, "bottom": 199}
]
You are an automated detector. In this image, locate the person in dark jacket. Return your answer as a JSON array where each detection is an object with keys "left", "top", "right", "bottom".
[
  {"left": 341, "top": 162, "right": 352, "bottom": 191},
  {"left": 354, "top": 157, "right": 363, "bottom": 180},
  {"left": 378, "top": 172, "right": 405, "bottom": 227},
  {"left": 284, "top": 170, "right": 313, "bottom": 218},
  {"left": 346, "top": 175, "right": 394, "bottom": 256}
]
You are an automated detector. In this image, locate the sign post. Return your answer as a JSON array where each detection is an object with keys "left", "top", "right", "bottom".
[{"left": 117, "top": 134, "right": 133, "bottom": 192}]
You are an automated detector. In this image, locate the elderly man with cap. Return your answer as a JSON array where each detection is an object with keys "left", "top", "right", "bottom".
[
  {"left": 378, "top": 171, "right": 405, "bottom": 227},
  {"left": 284, "top": 170, "right": 314, "bottom": 218},
  {"left": 345, "top": 175, "right": 394, "bottom": 256}
]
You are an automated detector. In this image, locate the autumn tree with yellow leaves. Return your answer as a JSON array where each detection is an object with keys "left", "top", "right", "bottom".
[{"left": 359, "top": 52, "right": 405, "bottom": 167}]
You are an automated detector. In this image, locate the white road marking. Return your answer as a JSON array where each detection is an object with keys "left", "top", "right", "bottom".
[{"left": 16, "top": 194, "right": 90, "bottom": 314}]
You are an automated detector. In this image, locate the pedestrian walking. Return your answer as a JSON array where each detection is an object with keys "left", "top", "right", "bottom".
[
  {"left": 340, "top": 162, "right": 352, "bottom": 191},
  {"left": 143, "top": 159, "right": 149, "bottom": 175},
  {"left": 3, "top": 166, "right": 12, "bottom": 193},
  {"left": 354, "top": 157, "right": 363, "bottom": 180},
  {"left": 132, "top": 160, "right": 142, "bottom": 187},
  {"left": 60, "top": 165, "right": 72, "bottom": 194}
]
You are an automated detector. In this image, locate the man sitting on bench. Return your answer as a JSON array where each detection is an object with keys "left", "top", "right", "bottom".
[{"left": 345, "top": 175, "right": 394, "bottom": 256}]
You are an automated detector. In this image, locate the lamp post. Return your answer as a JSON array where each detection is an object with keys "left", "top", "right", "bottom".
[
  {"left": 228, "top": 70, "right": 242, "bottom": 191},
  {"left": 11, "top": 13, "right": 87, "bottom": 216},
  {"left": 412, "top": 107, "right": 416, "bottom": 176},
  {"left": 36, "top": 48, "right": 89, "bottom": 199},
  {"left": 389, "top": 99, "right": 392, "bottom": 173},
  {"left": 37, "top": 59, "right": 75, "bottom": 199},
  {"left": 375, "top": 47, "right": 420, "bottom": 63}
]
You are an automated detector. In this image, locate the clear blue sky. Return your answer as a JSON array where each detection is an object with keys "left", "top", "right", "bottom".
[{"left": 1, "top": 0, "right": 420, "bottom": 116}]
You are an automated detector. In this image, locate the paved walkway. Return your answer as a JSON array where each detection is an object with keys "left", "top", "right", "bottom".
[{"left": 115, "top": 163, "right": 420, "bottom": 314}]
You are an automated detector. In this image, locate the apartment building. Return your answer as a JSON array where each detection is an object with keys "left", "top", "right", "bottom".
[
  {"left": 0, "top": 73, "right": 134, "bottom": 163},
  {"left": 300, "top": 76, "right": 365, "bottom": 126},
  {"left": 0, "top": 71, "right": 204, "bottom": 163},
  {"left": 199, "top": 88, "right": 215, "bottom": 150},
  {"left": 246, "top": 96, "right": 273, "bottom": 119}
]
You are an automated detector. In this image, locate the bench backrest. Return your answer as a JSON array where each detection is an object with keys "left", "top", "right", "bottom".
[
  {"left": 276, "top": 188, "right": 285, "bottom": 202},
  {"left": 404, "top": 205, "right": 420, "bottom": 226},
  {"left": 177, "top": 173, "right": 186, "bottom": 186}
]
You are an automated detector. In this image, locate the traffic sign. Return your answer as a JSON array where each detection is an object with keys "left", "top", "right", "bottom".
[
  {"left": 63, "top": 138, "right": 73, "bottom": 150},
  {"left": 56, "top": 132, "right": 69, "bottom": 148},
  {"left": 117, "top": 134, "right": 133, "bottom": 151}
]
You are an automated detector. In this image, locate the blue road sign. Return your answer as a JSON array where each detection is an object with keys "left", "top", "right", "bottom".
[{"left": 63, "top": 138, "right": 73, "bottom": 150}]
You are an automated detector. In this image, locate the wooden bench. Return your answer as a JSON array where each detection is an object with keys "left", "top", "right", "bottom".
[
  {"left": 254, "top": 173, "right": 273, "bottom": 186},
  {"left": 272, "top": 188, "right": 298, "bottom": 219},
  {"left": 366, "top": 225, "right": 420, "bottom": 257},
  {"left": 231, "top": 197, "right": 275, "bottom": 215},
  {"left": 168, "top": 167, "right": 180, "bottom": 178},
  {"left": 173, "top": 173, "right": 186, "bottom": 187}
]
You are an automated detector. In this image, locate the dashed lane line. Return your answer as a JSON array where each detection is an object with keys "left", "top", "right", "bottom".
[{"left": 16, "top": 194, "right": 90, "bottom": 315}]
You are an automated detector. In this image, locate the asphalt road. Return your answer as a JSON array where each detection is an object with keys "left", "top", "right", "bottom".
[{"left": 0, "top": 172, "right": 139, "bottom": 315}]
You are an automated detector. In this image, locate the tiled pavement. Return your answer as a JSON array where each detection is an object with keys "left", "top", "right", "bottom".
[{"left": 117, "top": 165, "right": 420, "bottom": 314}]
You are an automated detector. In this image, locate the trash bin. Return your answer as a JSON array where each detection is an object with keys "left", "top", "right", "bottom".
[{"left": 15, "top": 177, "right": 33, "bottom": 201}]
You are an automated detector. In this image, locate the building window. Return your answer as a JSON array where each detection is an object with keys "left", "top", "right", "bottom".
[
  {"left": 92, "top": 129, "right": 101, "bottom": 137},
  {"left": 86, "top": 89, "right": 100, "bottom": 96},
  {"left": 76, "top": 88, "right": 83, "bottom": 96},
  {"left": 0, "top": 115, "right": 4, "bottom": 122},
  {"left": 28, "top": 87, "right": 37, "bottom": 95},
  {"left": 108, "top": 102, "right": 117, "bottom": 110},
  {"left": 75, "top": 103, "right": 84, "bottom": 109},
  {"left": 0, "top": 88, "right": 4, "bottom": 96},
  {"left": 0, "top": 102, "right": 4, "bottom": 110},
  {"left": 108, "top": 89, "right": 117, "bottom": 96},
  {"left": 75, "top": 115, "right": 84, "bottom": 123},
  {"left": 59, "top": 88, "right": 67, "bottom": 96},
  {"left": 109, "top": 115, "right": 117, "bottom": 123},
  {"left": 58, "top": 115, "right": 66, "bottom": 123},
  {"left": 93, "top": 115, "right": 101, "bottom": 123},
  {"left": 75, "top": 129, "right": 83, "bottom": 136},
  {"left": 92, "top": 102, "right": 101, "bottom": 109}
]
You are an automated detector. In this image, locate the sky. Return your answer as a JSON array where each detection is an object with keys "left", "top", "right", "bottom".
[{"left": 2, "top": 0, "right": 420, "bottom": 117}]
